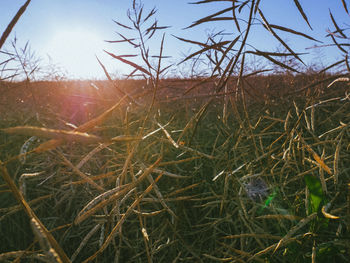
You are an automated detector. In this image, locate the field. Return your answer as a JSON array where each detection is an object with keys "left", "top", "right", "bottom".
[
  {"left": 1, "top": 0, "right": 350, "bottom": 262},
  {"left": 0, "top": 74, "right": 349, "bottom": 262}
]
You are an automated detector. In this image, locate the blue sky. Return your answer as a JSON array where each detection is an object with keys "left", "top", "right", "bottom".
[{"left": 0, "top": 0, "right": 348, "bottom": 79}]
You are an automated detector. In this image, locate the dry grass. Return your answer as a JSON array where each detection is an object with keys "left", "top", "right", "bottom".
[
  {"left": 1, "top": 75, "right": 349, "bottom": 262},
  {"left": 1, "top": 0, "right": 350, "bottom": 262}
]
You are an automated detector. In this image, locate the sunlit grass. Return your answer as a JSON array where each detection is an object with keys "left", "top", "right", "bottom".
[
  {"left": 1, "top": 76, "right": 349, "bottom": 262},
  {"left": 1, "top": 0, "right": 350, "bottom": 262}
]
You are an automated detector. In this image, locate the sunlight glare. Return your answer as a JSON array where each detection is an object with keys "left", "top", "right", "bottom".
[{"left": 44, "top": 27, "right": 105, "bottom": 79}]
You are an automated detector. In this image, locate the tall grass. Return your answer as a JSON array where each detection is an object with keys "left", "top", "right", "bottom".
[{"left": 1, "top": 0, "right": 349, "bottom": 262}]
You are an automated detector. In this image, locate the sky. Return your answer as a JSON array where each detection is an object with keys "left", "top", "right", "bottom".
[{"left": 0, "top": 0, "right": 348, "bottom": 79}]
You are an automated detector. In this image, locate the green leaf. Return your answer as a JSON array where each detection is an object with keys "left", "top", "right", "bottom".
[
  {"left": 258, "top": 188, "right": 277, "bottom": 214},
  {"left": 304, "top": 175, "right": 325, "bottom": 213}
]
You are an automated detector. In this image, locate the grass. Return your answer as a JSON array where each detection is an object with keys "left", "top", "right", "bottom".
[
  {"left": 1, "top": 0, "right": 350, "bottom": 262},
  {"left": 0, "top": 75, "right": 349, "bottom": 262}
]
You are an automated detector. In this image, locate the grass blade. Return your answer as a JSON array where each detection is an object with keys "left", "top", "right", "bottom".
[
  {"left": 258, "top": 8, "right": 305, "bottom": 65},
  {"left": 300, "top": 136, "right": 333, "bottom": 175},
  {"left": 0, "top": 164, "right": 71, "bottom": 263},
  {"left": 74, "top": 158, "right": 162, "bottom": 224},
  {"left": 341, "top": 0, "right": 349, "bottom": 13},
  {"left": 33, "top": 94, "right": 128, "bottom": 153},
  {"left": 185, "top": 6, "right": 234, "bottom": 29},
  {"left": 232, "top": 2, "right": 241, "bottom": 32},
  {"left": 113, "top": 19, "right": 132, "bottom": 30},
  {"left": 30, "top": 217, "right": 62, "bottom": 263},
  {"left": 329, "top": 9, "right": 347, "bottom": 38},
  {"left": 269, "top": 24, "right": 321, "bottom": 42},
  {"left": 104, "top": 50, "right": 151, "bottom": 76},
  {"left": 0, "top": 0, "right": 31, "bottom": 49},
  {"left": 82, "top": 173, "right": 163, "bottom": 263},
  {"left": 57, "top": 151, "right": 105, "bottom": 192},
  {"left": 250, "top": 49, "right": 300, "bottom": 73},
  {"left": 293, "top": 0, "right": 312, "bottom": 29},
  {"left": 2, "top": 126, "right": 103, "bottom": 144}
]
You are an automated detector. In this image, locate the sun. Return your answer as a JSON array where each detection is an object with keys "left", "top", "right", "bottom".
[{"left": 44, "top": 27, "right": 105, "bottom": 79}]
